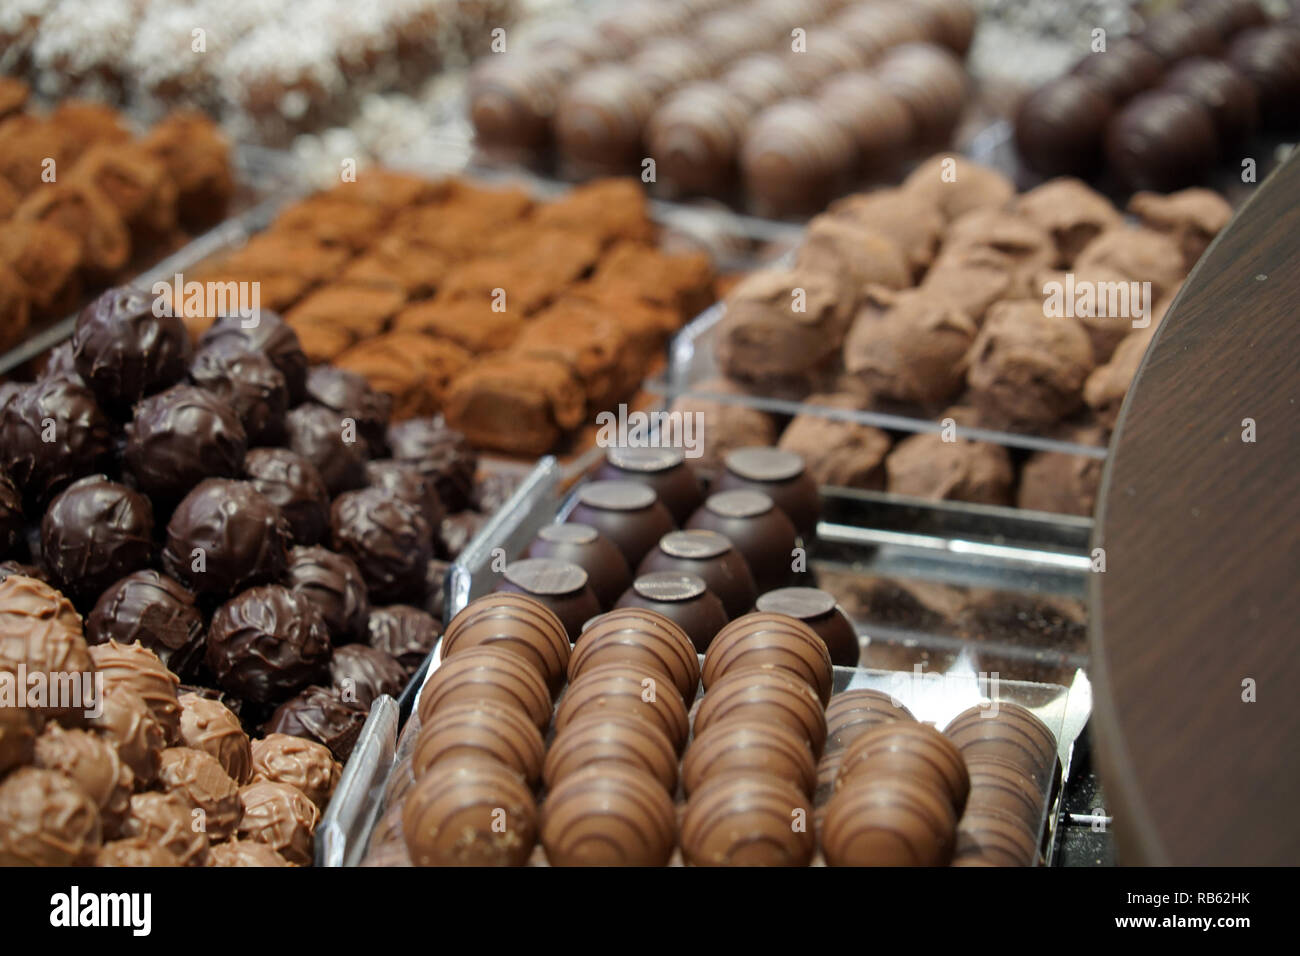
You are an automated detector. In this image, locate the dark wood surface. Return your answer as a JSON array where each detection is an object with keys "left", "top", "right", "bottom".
[{"left": 1090, "top": 151, "right": 1300, "bottom": 865}]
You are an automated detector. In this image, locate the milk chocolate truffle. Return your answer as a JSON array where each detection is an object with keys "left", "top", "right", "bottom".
[
  {"left": 1164, "top": 57, "right": 1259, "bottom": 147},
  {"left": 570, "top": 607, "right": 701, "bottom": 706},
  {"left": 524, "top": 524, "right": 631, "bottom": 611},
  {"left": 90, "top": 689, "right": 165, "bottom": 785},
  {"left": 206, "top": 585, "right": 331, "bottom": 707},
  {"left": 330, "top": 487, "right": 432, "bottom": 604},
  {"left": 1013, "top": 178, "right": 1124, "bottom": 267},
  {"left": 0, "top": 767, "right": 102, "bottom": 866},
  {"left": 827, "top": 190, "right": 945, "bottom": 279},
  {"left": 555, "top": 65, "right": 658, "bottom": 174},
  {"left": 668, "top": 382, "right": 779, "bottom": 470},
  {"left": 266, "top": 685, "right": 365, "bottom": 761},
  {"left": 250, "top": 733, "right": 341, "bottom": 809},
  {"left": 544, "top": 711, "right": 679, "bottom": 795},
  {"left": 816, "top": 72, "right": 913, "bottom": 176},
  {"left": 777, "top": 395, "right": 891, "bottom": 492},
  {"left": 0, "top": 704, "right": 34, "bottom": 776},
  {"left": 244, "top": 448, "right": 331, "bottom": 547},
  {"left": 844, "top": 291, "right": 976, "bottom": 408},
  {"left": 822, "top": 776, "right": 957, "bottom": 866},
  {"left": 682, "top": 718, "right": 818, "bottom": 798},
  {"left": 97, "top": 837, "right": 182, "bottom": 867},
  {"left": 441, "top": 593, "right": 571, "bottom": 697},
  {"left": 163, "top": 479, "right": 290, "bottom": 597},
  {"left": 542, "top": 764, "right": 676, "bottom": 867},
  {"left": 284, "top": 545, "right": 370, "bottom": 645},
  {"left": 89, "top": 640, "right": 181, "bottom": 742},
  {"left": 418, "top": 645, "right": 553, "bottom": 732},
  {"left": 567, "top": 480, "right": 676, "bottom": 569},
  {"left": 945, "top": 702, "right": 1058, "bottom": 788},
  {"left": 741, "top": 99, "right": 858, "bottom": 216},
  {"left": 885, "top": 431, "right": 1014, "bottom": 507},
  {"left": 305, "top": 365, "right": 391, "bottom": 459},
  {"left": 1128, "top": 188, "right": 1233, "bottom": 271},
  {"left": 402, "top": 757, "right": 537, "bottom": 867},
  {"left": 877, "top": 42, "right": 968, "bottom": 145},
  {"left": 0, "top": 573, "right": 83, "bottom": 634},
  {"left": 330, "top": 644, "right": 406, "bottom": 708},
  {"left": 902, "top": 155, "right": 1016, "bottom": 223},
  {"left": 237, "top": 780, "right": 320, "bottom": 866},
  {"left": 794, "top": 215, "right": 910, "bottom": 305},
  {"left": 592, "top": 447, "right": 704, "bottom": 526},
  {"left": 825, "top": 689, "right": 916, "bottom": 754},
  {"left": 494, "top": 560, "right": 602, "bottom": 646},
  {"left": 694, "top": 666, "right": 828, "bottom": 757},
  {"left": 367, "top": 604, "right": 439, "bottom": 672},
  {"left": 686, "top": 490, "right": 798, "bottom": 594},
  {"left": 756, "top": 588, "right": 858, "bottom": 668},
  {"left": 837, "top": 722, "right": 970, "bottom": 812},
  {"left": 1228, "top": 26, "right": 1300, "bottom": 130},
  {"left": 1018, "top": 433, "right": 1106, "bottom": 517},
  {"left": 703, "top": 613, "right": 834, "bottom": 706},
  {"left": 40, "top": 476, "right": 152, "bottom": 606},
  {"left": 1014, "top": 76, "right": 1114, "bottom": 178},
  {"left": 386, "top": 417, "right": 478, "bottom": 514},
  {"left": 122, "top": 790, "right": 207, "bottom": 865},
  {"left": 365, "top": 460, "right": 446, "bottom": 545},
  {"left": 954, "top": 807, "right": 1040, "bottom": 865},
  {"left": 287, "top": 403, "right": 370, "bottom": 498},
  {"left": 34, "top": 724, "right": 133, "bottom": 837},
  {"left": 714, "top": 268, "right": 853, "bottom": 391},
  {"left": 413, "top": 701, "right": 546, "bottom": 788},
  {"left": 681, "top": 773, "right": 815, "bottom": 867},
  {"left": 1106, "top": 91, "right": 1219, "bottom": 192},
  {"left": 637, "top": 530, "right": 758, "bottom": 622},
  {"left": 0, "top": 617, "right": 93, "bottom": 725},
  {"left": 554, "top": 663, "right": 691, "bottom": 754},
  {"left": 966, "top": 757, "right": 1046, "bottom": 833},
  {"left": 157, "top": 746, "right": 240, "bottom": 842},
  {"left": 1074, "top": 228, "right": 1187, "bottom": 301},
  {"left": 124, "top": 385, "right": 246, "bottom": 501},
  {"left": 615, "top": 572, "right": 728, "bottom": 655},
  {"left": 199, "top": 312, "right": 308, "bottom": 403},
  {"left": 206, "top": 840, "right": 290, "bottom": 867},
  {"left": 178, "top": 693, "right": 251, "bottom": 784},
  {"left": 189, "top": 345, "right": 288, "bottom": 446},
  {"left": 87, "top": 571, "right": 205, "bottom": 678},
  {"left": 0, "top": 378, "right": 112, "bottom": 506}
]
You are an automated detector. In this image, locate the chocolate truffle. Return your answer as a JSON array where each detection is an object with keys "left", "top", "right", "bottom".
[
  {"left": 554, "top": 663, "right": 691, "bottom": 754},
  {"left": 367, "top": 604, "right": 439, "bottom": 672},
  {"left": 685, "top": 490, "right": 799, "bottom": 594},
  {"left": 816, "top": 72, "right": 914, "bottom": 178},
  {"left": 902, "top": 155, "right": 1016, "bottom": 223},
  {"left": 944, "top": 702, "right": 1057, "bottom": 788},
  {"left": 1085, "top": 325, "right": 1155, "bottom": 429},
  {"left": 283, "top": 545, "right": 370, "bottom": 645},
  {"left": 412, "top": 702, "right": 545, "bottom": 788},
  {"left": 822, "top": 777, "right": 957, "bottom": 866},
  {"left": 34, "top": 723, "right": 133, "bottom": 837},
  {"left": 569, "top": 607, "right": 701, "bottom": 707},
  {"left": 681, "top": 774, "right": 814, "bottom": 867},
  {"left": 567, "top": 480, "right": 676, "bottom": 569},
  {"left": 266, "top": 684, "right": 366, "bottom": 762},
  {"left": 237, "top": 780, "right": 320, "bottom": 866},
  {"left": 693, "top": 666, "right": 828, "bottom": 757},
  {"left": 0, "top": 471, "right": 22, "bottom": 557},
  {"left": 1018, "top": 434, "right": 1106, "bottom": 517},
  {"left": 1014, "top": 76, "right": 1114, "bottom": 178},
  {"left": 329, "top": 644, "right": 406, "bottom": 708},
  {"left": 825, "top": 689, "right": 916, "bottom": 754},
  {"left": 189, "top": 345, "right": 288, "bottom": 446},
  {"left": 250, "top": 733, "right": 341, "bottom": 809},
  {"left": 0, "top": 767, "right": 102, "bottom": 865},
  {"left": 1012, "top": 177, "right": 1124, "bottom": 267},
  {"left": 1072, "top": 38, "right": 1165, "bottom": 103},
  {"left": 741, "top": 99, "right": 858, "bottom": 216},
  {"left": 365, "top": 460, "right": 446, "bottom": 546},
  {"left": 0, "top": 571, "right": 82, "bottom": 634},
  {"left": 493, "top": 560, "right": 602, "bottom": 645},
  {"left": 1074, "top": 228, "right": 1186, "bottom": 301},
  {"left": 777, "top": 394, "right": 891, "bottom": 491},
  {"left": 244, "top": 448, "right": 331, "bottom": 547},
  {"left": 702, "top": 611, "right": 833, "bottom": 704},
  {"left": 682, "top": 718, "right": 817, "bottom": 797},
  {"left": 402, "top": 757, "right": 537, "bottom": 867},
  {"left": 876, "top": 42, "right": 967, "bottom": 146},
  {"left": 885, "top": 431, "right": 1014, "bottom": 507},
  {"left": 1128, "top": 188, "right": 1233, "bottom": 271},
  {"left": 966, "top": 757, "right": 1046, "bottom": 833},
  {"left": 89, "top": 640, "right": 181, "bottom": 742},
  {"left": 41, "top": 476, "right": 153, "bottom": 607},
  {"left": 1140, "top": 9, "right": 1223, "bottom": 62},
  {"left": 647, "top": 82, "right": 752, "bottom": 197},
  {"left": 441, "top": 593, "right": 571, "bottom": 697},
  {"left": 331, "top": 487, "right": 432, "bottom": 604},
  {"left": 756, "top": 588, "right": 859, "bottom": 668},
  {"left": 1106, "top": 91, "right": 1219, "bottom": 192},
  {"left": 0, "top": 704, "right": 34, "bottom": 776},
  {"left": 199, "top": 312, "right": 308, "bottom": 403},
  {"left": 943, "top": 208, "right": 1057, "bottom": 295},
  {"left": 97, "top": 837, "right": 182, "bottom": 867},
  {"left": 178, "top": 692, "right": 251, "bottom": 784},
  {"left": 1164, "top": 57, "right": 1259, "bottom": 147},
  {"left": 386, "top": 417, "right": 478, "bottom": 514},
  {"left": 1228, "top": 26, "right": 1300, "bottom": 130},
  {"left": 614, "top": 572, "right": 729, "bottom": 655},
  {"left": 668, "top": 383, "right": 779, "bottom": 470},
  {"left": 637, "top": 529, "right": 758, "bottom": 622},
  {"left": 86, "top": 571, "right": 204, "bottom": 679},
  {"left": 122, "top": 790, "right": 207, "bottom": 865},
  {"left": 717, "top": 447, "right": 820, "bottom": 538},
  {"left": 157, "top": 746, "right": 240, "bottom": 842},
  {"left": 90, "top": 689, "right": 165, "bottom": 786},
  {"left": 418, "top": 645, "right": 552, "bottom": 732},
  {"left": 127, "top": 385, "right": 246, "bottom": 502},
  {"left": 206, "top": 585, "right": 331, "bottom": 707},
  {"left": 794, "top": 215, "right": 911, "bottom": 303},
  {"left": 592, "top": 447, "right": 704, "bottom": 526},
  {"left": 524, "top": 523, "right": 631, "bottom": 611},
  {"left": 844, "top": 291, "right": 976, "bottom": 408},
  {"left": 286, "top": 402, "right": 370, "bottom": 497},
  {"left": 543, "top": 711, "right": 679, "bottom": 795},
  {"left": 541, "top": 764, "right": 676, "bottom": 867},
  {"left": 305, "top": 365, "right": 391, "bottom": 458},
  {"left": 163, "top": 479, "right": 290, "bottom": 597},
  {"left": 206, "top": 840, "right": 290, "bottom": 867},
  {"left": 954, "top": 807, "right": 1040, "bottom": 866},
  {"left": 72, "top": 285, "right": 192, "bottom": 416},
  {"left": 837, "top": 722, "right": 970, "bottom": 813},
  {"left": 827, "top": 190, "right": 945, "bottom": 280},
  {"left": 554, "top": 64, "right": 658, "bottom": 175},
  {"left": 0, "top": 378, "right": 112, "bottom": 506}
]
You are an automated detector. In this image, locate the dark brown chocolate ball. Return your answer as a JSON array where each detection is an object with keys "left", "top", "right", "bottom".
[
  {"left": 875, "top": 42, "right": 967, "bottom": 146},
  {"left": 685, "top": 490, "right": 799, "bottom": 594},
  {"left": 189, "top": 344, "right": 288, "bottom": 446},
  {"left": 386, "top": 417, "right": 478, "bottom": 513},
  {"left": 1015, "top": 76, "right": 1115, "bottom": 178},
  {"left": 756, "top": 587, "right": 860, "bottom": 668},
  {"left": 1072, "top": 38, "right": 1165, "bottom": 103},
  {"left": 243, "top": 448, "right": 330, "bottom": 547},
  {"left": 305, "top": 366, "right": 391, "bottom": 459},
  {"left": 591, "top": 447, "right": 704, "bottom": 526},
  {"left": 646, "top": 82, "right": 751, "bottom": 197},
  {"left": 366, "top": 604, "right": 438, "bottom": 672},
  {"left": 330, "top": 487, "right": 432, "bottom": 604},
  {"left": 614, "top": 571, "right": 729, "bottom": 655},
  {"left": 283, "top": 545, "right": 370, "bottom": 644},
  {"left": 206, "top": 585, "right": 332, "bottom": 707},
  {"left": 566, "top": 479, "right": 676, "bottom": 569},
  {"left": 285, "top": 402, "right": 369, "bottom": 498},
  {"left": 1227, "top": 26, "right": 1300, "bottom": 130},
  {"left": 0, "top": 471, "right": 24, "bottom": 558},
  {"left": 1106, "top": 91, "right": 1219, "bottom": 191},
  {"left": 741, "top": 99, "right": 857, "bottom": 216},
  {"left": 1140, "top": 10, "right": 1224, "bottom": 63},
  {"left": 198, "top": 312, "right": 308, "bottom": 403},
  {"left": 524, "top": 523, "right": 631, "bottom": 611},
  {"left": 493, "top": 558, "right": 601, "bottom": 644},
  {"left": 163, "top": 478, "right": 290, "bottom": 597},
  {"left": 125, "top": 384, "right": 247, "bottom": 501},
  {"left": 41, "top": 475, "right": 153, "bottom": 606},
  {"left": 265, "top": 684, "right": 366, "bottom": 761},
  {"left": 364, "top": 459, "right": 446, "bottom": 548},
  {"left": 329, "top": 644, "right": 406, "bottom": 708},
  {"left": 1163, "top": 57, "right": 1260, "bottom": 145},
  {"left": 554, "top": 65, "right": 657, "bottom": 174},
  {"left": 0, "top": 378, "right": 112, "bottom": 507},
  {"left": 636, "top": 529, "right": 757, "bottom": 621},
  {"left": 1188, "top": 0, "right": 1270, "bottom": 36},
  {"left": 86, "top": 570, "right": 205, "bottom": 679},
  {"left": 715, "top": 446, "right": 820, "bottom": 537}
]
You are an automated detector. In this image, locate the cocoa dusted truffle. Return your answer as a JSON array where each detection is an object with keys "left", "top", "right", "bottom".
[
  {"left": 236, "top": 780, "right": 319, "bottom": 866},
  {"left": 386, "top": 417, "right": 479, "bottom": 513},
  {"left": 826, "top": 189, "right": 945, "bottom": 279},
  {"left": 942, "top": 208, "right": 1057, "bottom": 295},
  {"left": 0, "top": 767, "right": 102, "bottom": 866},
  {"left": 250, "top": 733, "right": 341, "bottom": 810},
  {"left": 285, "top": 402, "right": 370, "bottom": 498},
  {"left": 902, "top": 154, "right": 1016, "bottom": 222},
  {"left": 1074, "top": 228, "right": 1186, "bottom": 301},
  {"left": 1013, "top": 178, "right": 1124, "bottom": 267},
  {"left": 1128, "top": 188, "right": 1233, "bottom": 271},
  {"left": 205, "top": 585, "right": 331, "bottom": 707},
  {"left": 794, "top": 215, "right": 910, "bottom": 300},
  {"left": 1106, "top": 91, "right": 1220, "bottom": 192},
  {"left": 329, "top": 643, "right": 406, "bottom": 708},
  {"left": 283, "top": 545, "right": 370, "bottom": 644},
  {"left": 885, "top": 432, "right": 1015, "bottom": 507},
  {"left": 156, "top": 746, "right": 240, "bottom": 842},
  {"left": 1018, "top": 429, "right": 1107, "bottom": 517},
  {"left": 1085, "top": 326, "right": 1155, "bottom": 429},
  {"left": 243, "top": 448, "right": 330, "bottom": 547},
  {"left": 86, "top": 571, "right": 205, "bottom": 679},
  {"left": 0, "top": 378, "right": 112, "bottom": 506},
  {"left": 367, "top": 604, "right": 439, "bottom": 672},
  {"left": 265, "top": 685, "right": 366, "bottom": 761},
  {"left": 189, "top": 345, "right": 288, "bottom": 446},
  {"left": 330, "top": 488, "right": 432, "bottom": 604},
  {"left": 198, "top": 312, "right": 308, "bottom": 404},
  {"left": 778, "top": 394, "right": 891, "bottom": 490},
  {"left": 88, "top": 640, "right": 182, "bottom": 742},
  {"left": 1014, "top": 76, "right": 1114, "bottom": 178},
  {"left": 305, "top": 365, "right": 392, "bottom": 459},
  {"left": 125, "top": 385, "right": 247, "bottom": 501},
  {"left": 34, "top": 724, "right": 133, "bottom": 837},
  {"left": 178, "top": 693, "right": 251, "bottom": 784},
  {"left": 41, "top": 476, "right": 154, "bottom": 607},
  {"left": 163, "top": 479, "right": 290, "bottom": 598}
]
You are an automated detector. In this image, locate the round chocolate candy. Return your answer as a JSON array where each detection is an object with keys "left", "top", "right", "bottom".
[
  {"left": 1139, "top": 10, "right": 1223, "bottom": 63},
  {"left": 944, "top": 702, "right": 1057, "bottom": 787},
  {"left": 592, "top": 447, "right": 704, "bottom": 524},
  {"left": 541, "top": 764, "right": 676, "bottom": 867},
  {"left": 417, "top": 645, "right": 552, "bottom": 732},
  {"left": 157, "top": 746, "right": 241, "bottom": 842},
  {"left": 492, "top": 559, "right": 601, "bottom": 645},
  {"left": 1071, "top": 38, "right": 1165, "bottom": 103},
  {"left": 523, "top": 523, "right": 631, "bottom": 610},
  {"left": 681, "top": 718, "right": 817, "bottom": 798},
  {"left": 412, "top": 701, "right": 546, "bottom": 787},
  {"left": 305, "top": 365, "right": 391, "bottom": 458},
  {"left": 41, "top": 475, "right": 153, "bottom": 606},
  {"left": 329, "top": 644, "right": 406, "bottom": 708},
  {"left": 1227, "top": 26, "right": 1300, "bottom": 131},
  {"left": 614, "top": 571, "right": 728, "bottom": 655},
  {"left": 96, "top": 837, "right": 181, "bottom": 867},
  {"left": 646, "top": 82, "right": 752, "bottom": 197},
  {"left": 755, "top": 588, "right": 859, "bottom": 668},
  {"left": 0, "top": 470, "right": 22, "bottom": 557},
  {"left": 1163, "top": 57, "right": 1259, "bottom": 147},
  {"left": 123, "top": 789, "right": 209, "bottom": 864},
  {"left": 825, "top": 689, "right": 916, "bottom": 754},
  {"left": 681, "top": 773, "right": 815, "bottom": 867},
  {"left": 244, "top": 448, "right": 331, "bottom": 547},
  {"left": 199, "top": 312, "right": 308, "bottom": 403},
  {"left": 0, "top": 377, "right": 112, "bottom": 506},
  {"left": 965, "top": 757, "right": 1046, "bottom": 834},
  {"left": 693, "top": 666, "right": 828, "bottom": 757},
  {"left": 954, "top": 806, "right": 1039, "bottom": 866},
  {"left": 72, "top": 284, "right": 191, "bottom": 415},
  {"left": 365, "top": 459, "right": 446, "bottom": 547},
  {"left": 90, "top": 688, "right": 165, "bottom": 786},
  {"left": 402, "top": 757, "right": 537, "bottom": 867},
  {"left": 741, "top": 99, "right": 857, "bottom": 216},
  {"left": 821, "top": 776, "right": 957, "bottom": 866},
  {"left": 554, "top": 662, "right": 690, "bottom": 754},
  {"left": 205, "top": 585, "right": 332, "bottom": 707},
  {"left": 265, "top": 684, "right": 366, "bottom": 761},
  {"left": 554, "top": 65, "right": 658, "bottom": 174},
  {"left": 386, "top": 417, "right": 478, "bottom": 514},
  {"left": 567, "top": 479, "right": 676, "bottom": 568},
  {"left": 1106, "top": 91, "right": 1219, "bottom": 192},
  {"left": 236, "top": 780, "right": 320, "bottom": 866},
  {"left": 470, "top": 55, "right": 575, "bottom": 152},
  {"left": 331, "top": 487, "right": 432, "bottom": 604},
  {"left": 1014, "top": 76, "right": 1114, "bottom": 178},
  {"left": 0, "top": 573, "right": 81, "bottom": 633},
  {"left": 685, "top": 490, "right": 798, "bottom": 594},
  {"left": 178, "top": 692, "right": 251, "bottom": 785},
  {"left": 367, "top": 604, "right": 438, "bottom": 673},
  {"left": 163, "top": 479, "right": 290, "bottom": 597},
  {"left": 702, "top": 611, "right": 834, "bottom": 704},
  {"left": 1189, "top": 0, "right": 1270, "bottom": 36},
  {"left": 715, "top": 447, "right": 819, "bottom": 537},
  {"left": 0, "top": 768, "right": 102, "bottom": 866},
  {"left": 87, "top": 570, "right": 205, "bottom": 678},
  {"left": 816, "top": 72, "right": 913, "bottom": 175},
  {"left": 189, "top": 344, "right": 288, "bottom": 446},
  {"left": 0, "top": 705, "right": 34, "bottom": 777},
  {"left": 876, "top": 42, "right": 968, "bottom": 147},
  {"left": 440, "top": 593, "right": 571, "bottom": 696},
  {"left": 543, "top": 711, "right": 679, "bottom": 794},
  {"left": 569, "top": 607, "right": 700, "bottom": 707},
  {"left": 283, "top": 545, "right": 370, "bottom": 644},
  {"left": 33, "top": 723, "right": 133, "bottom": 836},
  {"left": 837, "top": 722, "right": 970, "bottom": 813},
  {"left": 124, "top": 384, "right": 247, "bottom": 501},
  {"left": 250, "top": 733, "right": 340, "bottom": 809},
  {"left": 637, "top": 529, "right": 758, "bottom": 621},
  {"left": 287, "top": 402, "right": 370, "bottom": 497},
  {"left": 89, "top": 639, "right": 182, "bottom": 741}
]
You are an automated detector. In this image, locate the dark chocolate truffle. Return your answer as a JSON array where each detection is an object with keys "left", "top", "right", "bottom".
[
  {"left": 41, "top": 475, "right": 153, "bottom": 606},
  {"left": 367, "top": 604, "right": 439, "bottom": 672},
  {"left": 329, "top": 643, "right": 406, "bottom": 708},
  {"left": 365, "top": 459, "right": 446, "bottom": 547},
  {"left": 567, "top": 479, "right": 677, "bottom": 569},
  {"left": 0, "top": 471, "right": 22, "bottom": 558},
  {"left": 1106, "top": 91, "right": 1219, "bottom": 192},
  {"left": 283, "top": 545, "right": 370, "bottom": 644},
  {"left": 87, "top": 570, "right": 205, "bottom": 678},
  {"left": 163, "top": 479, "right": 290, "bottom": 597},
  {"left": 524, "top": 523, "right": 631, "bottom": 610},
  {"left": 1072, "top": 38, "right": 1165, "bottom": 103},
  {"left": 1227, "top": 26, "right": 1300, "bottom": 130},
  {"left": 756, "top": 587, "right": 859, "bottom": 668},
  {"left": 125, "top": 385, "right": 247, "bottom": 501},
  {"left": 0, "top": 378, "right": 112, "bottom": 506},
  {"left": 1140, "top": 10, "right": 1223, "bottom": 63},
  {"left": 198, "top": 312, "right": 308, "bottom": 403},
  {"left": 541, "top": 764, "right": 676, "bottom": 867},
  {"left": 591, "top": 447, "right": 703, "bottom": 525},
  {"left": 189, "top": 344, "right": 288, "bottom": 446},
  {"left": 636, "top": 529, "right": 758, "bottom": 621},
  {"left": 305, "top": 365, "right": 392, "bottom": 458},
  {"left": 265, "top": 684, "right": 365, "bottom": 761},
  {"left": 1014, "top": 76, "right": 1114, "bottom": 178},
  {"left": 494, "top": 559, "right": 602, "bottom": 645},
  {"left": 681, "top": 774, "right": 814, "bottom": 867},
  {"left": 206, "top": 584, "right": 332, "bottom": 706},
  {"left": 715, "top": 447, "right": 820, "bottom": 537},
  {"left": 243, "top": 448, "right": 330, "bottom": 547},
  {"left": 440, "top": 593, "right": 571, "bottom": 696},
  {"left": 386, "top": 417, "right": 478, "bottom": 513},
  {"left": 614, "top": 571, "right": 729, "bottom": 655},
  {"left": 285, "top": 402, "right": 369, "bottom": 497},
  {"left": 1164, "top": 57, "right": 1261, "bottom": 148},
  {"left": 330, "top": 487, "right": 432, "bottom": 604},
  {"left": 685, "top": 489, "right": 799, "bottom": 594}
]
